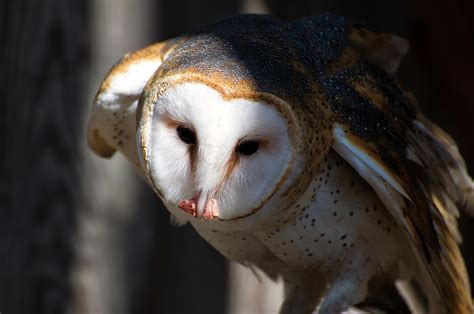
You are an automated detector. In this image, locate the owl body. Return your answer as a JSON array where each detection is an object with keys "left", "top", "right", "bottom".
[
  {"left": 87, "top": 14, "right": 474, "bottom": 313},
  {"left": 191, "top": 150, "right": 418, "bottom": 312},
  {"left": 191, "top": 150, "right": 399, "bottom": 266}
]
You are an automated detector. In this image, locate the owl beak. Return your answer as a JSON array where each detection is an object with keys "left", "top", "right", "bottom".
[{"left": 178, "top": 191, "right": 220, "bottom": 220}]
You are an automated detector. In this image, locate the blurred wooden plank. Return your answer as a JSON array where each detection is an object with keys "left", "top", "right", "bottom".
[
  {"left": 0, "top": 0, "right": 88, "bottom": 313},
  {"left": 227, "top": 262, "right": 283, "bottom": 314},
  {"left": 72, "top": 1, "right": 162, "bottom": 313},
  {"left": 158, "top": 0, "right": 240, "bottom": 38}
]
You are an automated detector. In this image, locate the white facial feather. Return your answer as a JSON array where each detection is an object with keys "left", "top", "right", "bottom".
[{"left": 142, "top": 82, "right": 291, "bottom": 220}]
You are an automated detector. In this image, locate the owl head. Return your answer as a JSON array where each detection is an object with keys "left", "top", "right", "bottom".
[{"left": 138, "top": 80, "right": 298, "bottom": 221}]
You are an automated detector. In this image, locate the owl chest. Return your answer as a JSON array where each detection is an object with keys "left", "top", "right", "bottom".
[
  {"left": 255, "top": 151, "right": 398, "bottom": 269},
  {"left": 192, "top": 151, "right": 397, "bottom": 271}
]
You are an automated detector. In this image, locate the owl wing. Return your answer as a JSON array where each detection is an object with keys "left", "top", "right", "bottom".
[
  {"left": 332, "top": 119, "right": 473, "bottom": 313},
  {"left": 329, "top": 69, "right": 474, "bottom": 314},
  {"left": 328, "top": 26, "right": 474, "bottom": 313},
  {"left": 86, "top": 39, "right": 179, "bottom": 175}
]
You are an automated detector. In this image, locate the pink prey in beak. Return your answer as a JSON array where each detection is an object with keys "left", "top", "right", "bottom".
[{"left": 178, "top": 193, "right": 220, "bottom": 220}]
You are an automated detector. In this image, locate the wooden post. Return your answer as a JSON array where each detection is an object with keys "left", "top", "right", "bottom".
[{"left": 0, "top": 1, "right": 88, "bottom": 313}]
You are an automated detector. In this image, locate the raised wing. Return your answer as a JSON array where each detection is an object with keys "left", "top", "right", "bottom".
[
  {"left": 332, "top": 118, "right": 473, "bottom": 313},
  {"left": 86, "top": 40, "right": 178, "bottom": 172},
  {"left": 325, "top": 24, "right": 474, "bottom": 313}
]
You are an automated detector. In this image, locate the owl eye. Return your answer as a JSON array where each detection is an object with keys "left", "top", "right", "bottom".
[
  {"left": 177, "top": 127, "right": 196, "bottom": 144},
  {"left": 236, "top": 140, "right": 260, "bottom": 156}
]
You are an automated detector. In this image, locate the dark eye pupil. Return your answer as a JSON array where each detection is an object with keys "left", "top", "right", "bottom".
[
  {"left": 177, "top": 127, "right": 196, "bottom": 144},
  {"left": 236, "top": 140, "right": 259, "bottom": 156}
]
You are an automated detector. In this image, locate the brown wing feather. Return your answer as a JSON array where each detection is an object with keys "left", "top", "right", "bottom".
[
  {"left": 327, "top": 26, "right": 473, "bottom": 310},
  {"left": 347, "top": 26, "right": 409, "bottom": 75},
  {"left": 398, "top": 121, "right": 472, "bottom": 313},
  {"left": 333, "top": 120, "right": 472, "bottom": 313},
  {"left": 329, "top": 59, "right": 474, "bottom": 312},
  {"left": 412, "top": 116, "right": 474, "bottom": 216}
]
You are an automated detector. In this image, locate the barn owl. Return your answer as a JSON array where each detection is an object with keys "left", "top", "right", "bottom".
[{"left": 87, "top": 14, "right": 474, "bottom": 313}]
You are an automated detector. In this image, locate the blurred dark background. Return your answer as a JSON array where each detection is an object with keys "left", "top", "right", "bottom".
[{"left": 1, "top": 0, "right": 473, "bottom": 313}]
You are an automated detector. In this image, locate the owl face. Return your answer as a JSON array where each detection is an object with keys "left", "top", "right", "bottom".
[{"left": 139, "top": 82, "right": 292, "bottom": 220}]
